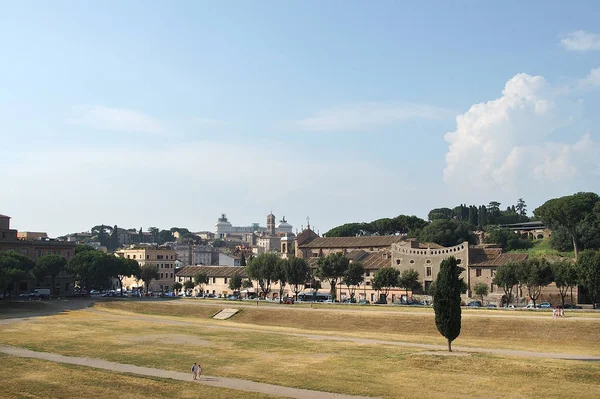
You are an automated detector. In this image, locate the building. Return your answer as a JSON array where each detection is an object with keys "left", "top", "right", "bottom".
[
  {"left": 218, "top": 253, "right": 242, "bottom": 266},
  {"left": 214, "top": 213, "right": 294, "bottom": 238},
  {"left": 192, "top": 245, "right": 219, "bottom": 265},
  {"left": 175, "top": 265, "right": 249, "bottom": 297},
  {"left": 255, "top": 235, "right": 282, "bottom": 254},
  {"left": 173, "top": 243, "right": 193, "bottom": 266},
  {"left": 115, "top": 246, "right": 177, "bottom": 292},
  {"left": 0, "top": 214, "right": 77, "bottom": 296},
  {"left": 17, "top": 231, "right": 48, "bottom": 240}
]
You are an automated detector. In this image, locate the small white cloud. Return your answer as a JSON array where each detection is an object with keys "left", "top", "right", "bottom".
[
  {"left": 69, "top": 105, "right": 166, "bottom": 134},
  {"left": 560, "top": 31, "right": 600, "bottom": 51},
  {"left": 295, "top": 102, "right": 453, "bottom": 131},
  {"left": 579, "top": 67, "right": 600, "bottom": 88}
]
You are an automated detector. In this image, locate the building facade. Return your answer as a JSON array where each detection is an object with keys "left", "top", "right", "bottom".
[
  {"left": 214, "top": 213, "right": 294, "bottom": 238},
  {"left": 0, "top": 214, "right": 77, "bottom": 296},
  {"left": 116, "top": 246, "right": 177, "bottom": 292}
]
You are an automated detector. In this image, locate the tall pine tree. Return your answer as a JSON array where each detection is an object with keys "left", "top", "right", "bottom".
[{"left": 433, "top": 256, "right": 464, "bottom": 352}]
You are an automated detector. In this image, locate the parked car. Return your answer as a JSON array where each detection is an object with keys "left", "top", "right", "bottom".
[
  {"left": 358, "top": 299, "right": 370, "bottom": 305},
  {"left": 89, "top": 290, "right": 101, "bottom": 295},
  {"left": 538, "top": 302, "right": 552, "bottom": 309},
  {"left": 485, "top": 304, "right": 498, "bottom": 308},
  {"left": 563, "top": 303, "right": 583, "bottom": 309},
  {"left": 525, "top": 303, "right": 538, "bottom": 309},
  {"left": 467, "top": 301, "right": 482, "bottom": 307}
]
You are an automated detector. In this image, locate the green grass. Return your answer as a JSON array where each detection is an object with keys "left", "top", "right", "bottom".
[{"left": 509, "top": 238, "right": 574, "bottom": 259}]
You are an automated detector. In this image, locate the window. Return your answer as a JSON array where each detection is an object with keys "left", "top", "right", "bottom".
[
  {"left": 366, "top": 281, "right": 371, "bottom": 286},
  {"left": 133, "top": 255, "right": 136, "bottom": 259},
  {"left": 127, "top": 255, "right": 131, "bottom": 259},
  {"left": 146, "top": 255, "right": 149, "bottom": 259},
  {"left": 409, "top": 259, "right": 415, "bottom": 264},
  {"left": 37, "top": 249, "right": 42, "bottom": 257},
  {"left": 456, "top": 258, "right": 462, "bottom": 264},
  {"left": 426, "top": 259, "right": 431, "bottom": 264},
  {"left": 170, "top": 273, "right": 173, "bottom": 278},
  {"left": 224, "top": 278, "right": 228, "bottom": 284},
  {"left": 426, "top": 267, "right": 432, "bottom": 277},
  {"left": 160, "top": 273, "right": 164, "bottom": 279},
  {"left": 365, "top": 271, "right": 370, "bottom": 277},
  {"left": 212, "top": 277, "right": 216, "bottom": 283},
  {"left": 476, "top": 269, "right": 482, "bottom": 277},
  {"left": 490, "top": 283, "right": 494, "bottom": 293},
  {"left": 47, "top": 250, "right": 52, "bottom": 255},
  {"left": 396, "top": 259, "right": 401, "bottom": 265}
]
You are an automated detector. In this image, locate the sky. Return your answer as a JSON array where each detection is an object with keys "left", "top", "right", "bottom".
[{"left": 1, "top": 0, "right": 600, "bottom": 237}]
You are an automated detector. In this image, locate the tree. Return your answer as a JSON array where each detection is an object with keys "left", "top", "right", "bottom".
[
  {"left": 112, "top": 257, "right": 141, "bottom": 296},
  {"left": 398, "top": 269, "right": 421, "bottom": 302},
  {"left": 67, "top": 250, "right": 114, "bottom": 293},
  {"left": 372, "top": 267, "right": 400, "bottom": 303},
  {"left": 473, "top": 282, "right": 489, "bottom": 304},
  {"left": 577, "top": 250, "right": 600, "bottom": 309},
  {"left": 274, "top": 259, "right": 287, "bottom": 302},
  {"left": 484, "top": 228, "right": 533, "bottom": 251},
  {"left": 551, "top": 260, "right": 579, "bottom": 307},
  {"left": 523, "top": 258, "right": 553, "bottom": 307},
  {"left": 316, "top": 252, "right": 349, "bottom": 301},
  {"left": 516, "top": 198, "right": 527, "bottom": 217},
  {"left": 139, "top": 264, "right": 159, "bottom": 293},
  {"left": 487, "top": 201, "right": 501, "bottom": 219},
  {"left": 194, "top": 273, "right": 209, "bottom": 295},
  {"left": 428, "top": 208, "right": 454, "bottom": 221},
  {"left": 32, "top": 255, "right": 67, "bottom": 297},
  {"left": 535, "top": 192, "right": 600, "bottom": 259},
  {"left": 148, "top": 227, "right": 159, "bottom": 242},
  {"left": 228, "top": 273, "right": 243, "bottom": 294},
  {"left": 468, "top": 206, "right": 479, "bottom": 227},
  {"left": 493, "top": 262, "right": 519, "bottom": 306},
  {"left": 342, "top": 262, "right": 365, "bottom": 302},
  {"left": 417, "top": 219, "right": 476, "bottom": 247},
  {"left": 245, "top": 253, "right": 279, "bottom": 297},
  {"left": 0, "top": 251, "right": 36, "bottom": 299},
  {"left": 282, "top": 256, "right": 312, "bottom": 300},
  {"left": 183, "top": 279, "right": 195, "bottom": 293},
  {"left": 433, "top": 257, "right": 464, "bottom": 352},
  {"left": 173, "top": 281, "right": 183, "bottom": 295}
]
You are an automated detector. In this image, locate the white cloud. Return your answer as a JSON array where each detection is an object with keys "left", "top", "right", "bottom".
[
  {"left": 580, "top": 67, "right": 600, "bottom": 88},
  {"left": 68, "top": 105, "right": 166, "bottom": 134},
  {"left": 296, "top": 102, "right": 453, "bottom": 131},
  {"left": 560, "top": 31, "right": 600, "bottom": 51},
  {"left": 443, "top": 73, "right": 598, "bottom": 195}
]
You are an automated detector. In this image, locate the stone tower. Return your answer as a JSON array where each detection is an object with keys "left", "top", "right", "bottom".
[{"left": 267, "top": 212, "right": 276, "bottom": 236}]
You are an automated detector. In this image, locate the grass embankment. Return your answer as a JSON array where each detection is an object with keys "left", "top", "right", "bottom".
[
  {"left": 510, "top": 238, "right": 574, "bottom": 259},
  {"left": 1, "top": 302, "right": 599, "bottom": 398},
  {"left": 0, "top": 354, "right": 278, "bottom": 399},
  {"left": 97, "top": 301, "right": 600, "bottom": 355}
]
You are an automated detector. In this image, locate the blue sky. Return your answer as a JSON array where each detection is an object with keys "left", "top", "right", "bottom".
[{"left": 1, "top": 1, "right": 600, "bottom": 237}]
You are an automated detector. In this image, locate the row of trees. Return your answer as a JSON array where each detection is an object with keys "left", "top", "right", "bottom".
[
  {"left": 490, "top": 252, "right": 600, "bottom": 308},
  {"left": 0, "top": 245, "right": 162, "bottom": 298},
  {"left": 428, "top": 199, "right": 529, "bottom": 227},
  {"left": 241, "top": 252, "right": 423, "bottom": 303}
]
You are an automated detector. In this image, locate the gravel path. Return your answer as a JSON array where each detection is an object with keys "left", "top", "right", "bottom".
[{"left": 0, "top": 345, "right": 375, "bottom": 399}]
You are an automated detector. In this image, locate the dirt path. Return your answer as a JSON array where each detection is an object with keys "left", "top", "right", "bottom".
[{"left": 0, "top": 345, "right": 375, "bottom": 399}]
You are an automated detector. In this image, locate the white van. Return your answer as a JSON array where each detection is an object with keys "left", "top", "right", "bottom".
[{"left": 31, "top": 288, "right": 51, "bottom": 299}]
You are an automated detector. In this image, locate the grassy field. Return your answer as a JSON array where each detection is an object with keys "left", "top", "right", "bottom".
[
  {"left": 1, "top": 301, "right": 599, "bottom": 398},
  {"left": 94, "top": 301, "right": 600, "bottom": 355},
  {"left": 0, "top": 354, "right": 279, "bottom": 399},
  {"left": 509, "top": 238, "right": 575, "bottom": 259}
]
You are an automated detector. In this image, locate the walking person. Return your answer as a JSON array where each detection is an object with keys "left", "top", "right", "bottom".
[
  {"left": 191, "top": 362, "right": 197, "bottom": 380},
  {"left": 196, "top": 362, "right": 202, "bottom": 379}
]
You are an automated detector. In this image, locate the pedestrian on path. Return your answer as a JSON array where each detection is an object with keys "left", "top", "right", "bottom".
[
  {"left": 191, "top": 362, "right": 197, "bottom": 380},
  {"left": 196, "top": 362, "right": 202, "bottom": 379}
]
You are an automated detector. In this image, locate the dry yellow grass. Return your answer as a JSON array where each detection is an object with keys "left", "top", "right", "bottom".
[
  {"left": 1, "top": 304, "right": 599, "bottom": 399},
  {"left": 97, "top": 301, "right": 600, "bottom": 355},
  {"left": 0, "top": 354, "right": 280, "bottom": 399}
]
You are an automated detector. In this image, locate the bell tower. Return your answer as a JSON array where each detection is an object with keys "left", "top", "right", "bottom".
[{"left": 267, "top": 212, "right": 276, "bottom": 236}]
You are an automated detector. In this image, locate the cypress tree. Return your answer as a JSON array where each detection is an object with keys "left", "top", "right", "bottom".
[{"left": 433, "top": 256, "right": 464, "bottom": 352}]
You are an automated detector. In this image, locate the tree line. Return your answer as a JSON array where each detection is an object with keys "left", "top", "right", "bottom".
[
  {"left": 490, "top": 252, "right": 600, "bottom": 308},
  {"left": 0, "top": 245, "right": 163, "bottom": 298}
]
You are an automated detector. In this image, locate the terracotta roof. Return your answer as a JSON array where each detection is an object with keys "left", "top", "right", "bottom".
[
  {"left": 175, "top": 265, "right": 247, "bottom": 278},
  {"left": 469, "top": 248, "right": 528, "bottom": 267},
  {"left": 299, "top": 235, "right": 404, "bottom": 249},
  {"left": 307, "top": 250, "right": 392, "bottom": 270},
  {"left": 296, "top": 228, "right": 319, "bottom": 246}
]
